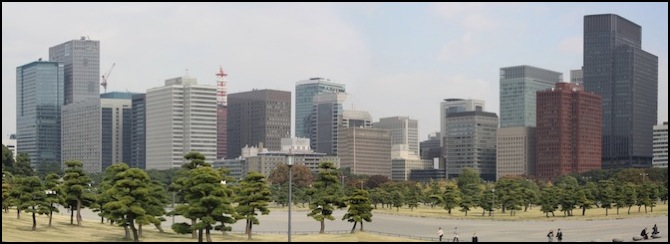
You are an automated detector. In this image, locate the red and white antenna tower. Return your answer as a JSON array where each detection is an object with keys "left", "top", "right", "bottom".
[{"left": 215, "top": 66, "right": 228, "bottom": 107}]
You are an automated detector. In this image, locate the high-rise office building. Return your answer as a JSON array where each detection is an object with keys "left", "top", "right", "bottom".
[
  {"left": 439, "top": 98, "right": 484, "bottom": 171},
  {"left": 342, "top": 110, "right": 372, "bottom": 129},
  {"left": 653, "top": 122, "right": 668, "bottom": 168},
  {"left": 536, "top": 83, "right": 602, "bottom": 181},
  {"left": 420, "top": 132, "right": 441, "bottom": 161},
  {"left": 146, "top": 76, "right": 217, "bottom": 170},
  {"left": 444, "top": 111, "right": 498, "bottom": 181},
  {"left": 16, "top": 60, "right": 64, "bottom": 168},
  {"left": 61, "top": 98, "right": 101, "bottom": 173},
  {"left": 338, "top": 127, "right": 391, "bottom": 178},
  {"left": 496, "top": 127, "right": 536, "bottom": 179},
  {"left": 373, "top": 116, "right": 419, "bottom": 157},
  {"left": 100, "top": 92, "right": 134, "bottom": 171},
  {"left": 295, "top": 78, "right": 345, "bottom": 139},
  {"left": 499, "top": 65, "right": 561, "bottom": 128},
  {"left": 130, "top": 94, "right": 146, "bottom": 169},
  {"left": 227, "top": 89, "right": 291, "bottom": 159},
  {"left": 310, "top": 92, "right": 346, "bottom": 155},
  {"left": 48, "top": 37, "right": 100, "bottom": 105},
  {"left": 583, "top": 14, "right": 658, "bottom": 169}
]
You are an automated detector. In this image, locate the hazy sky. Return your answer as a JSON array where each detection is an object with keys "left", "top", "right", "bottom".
[{"left": 2, "top": 2, "right": 668, "bottom": 141}]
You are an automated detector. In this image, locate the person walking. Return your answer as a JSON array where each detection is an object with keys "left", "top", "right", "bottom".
[
  {"left": 556, "top": 228, "right": 563, "bottom": 242},
  {"left": 547, "top": 229, "right": 554, "bottom": 242},
  {"left": 652, "top": 224, "right": 659, "bottom": 235},
  {"left": 437, "top": 227, "right": 444, "bottom": 242},
  {"left": 472, "top": 233, "right": 478, "bottom": 242},
  {"left": 452, "top": 227, "right": 459, "bottom": 242}
]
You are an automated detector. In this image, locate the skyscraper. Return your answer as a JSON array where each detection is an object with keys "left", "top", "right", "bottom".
[
  {"left": 16, "top": 60, "right": 64, "bottom": 168},
  {"left": 100, "top": 92, "right": 134, "bottom": 171},
  {"left": 295, "top": 78, "right": 345, "bottom": 139},
  {"left": 444, "top": 111, "right": 498, "bottom": 181},
  {"left": 130, "top": 94, "right": 146, "bottom": 169},
  {"left": 227, "top": 89, "right": 291, "bottom": 159},
  {"left": 653, "top": 122, "right": 668, "bottom": 168},
  {"left": 499, "top": 65, "right": 562, "bottom": 128},
  {"left": 536, "top": 83, "right": 602, "bottom": 181},
  {"left": 310, "top": 92, "right": 346, "bottom": 155},
  {"left": 48, "top": 37, "right": 100, "bottom": 105},
  {"left": 146, "top": 76, "right": 217, "bottom": 170},
  {"left": 583, "top": 14, "right": 658, "bottom": 169}
]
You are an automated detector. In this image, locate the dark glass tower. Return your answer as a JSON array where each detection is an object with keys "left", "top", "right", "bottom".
[{"left": 583, "top": 14, "right": 658, "bottom": 169}]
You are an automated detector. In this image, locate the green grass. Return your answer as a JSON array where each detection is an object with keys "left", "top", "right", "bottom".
[
  {"left": 370, "top": 203, "right": 669, "bottom": 221},
  {"left": 1, "top": 210, "right": 425, "bottom": 242}
]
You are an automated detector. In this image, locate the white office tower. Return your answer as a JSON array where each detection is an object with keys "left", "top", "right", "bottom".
[{"left": 146, "top": 76, "right": 217, "bottom": 169}]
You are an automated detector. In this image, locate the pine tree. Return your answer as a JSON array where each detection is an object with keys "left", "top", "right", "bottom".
[
  {"left": 307, "top": 161, "right": 346, "bottom": 233},
  {"left": 234, "top": 171, "right": 271, "bottom": 240},
  {"left": 342, "top": 189, "right": 373, "bottom": 233}
]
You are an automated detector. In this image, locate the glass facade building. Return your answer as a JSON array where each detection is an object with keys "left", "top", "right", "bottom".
[
  {"left": 499, "top": 65, "right": 561, "bottom": 128},
  {"left": 583, "top": 14, "right": 658, "bottom": 169},
  {"left": 16, "top": 61, "right": 64, "bottom": 167},
  {"left": 48, "top": 37, "right": 100, "bottom": 105},
  {"left": 295, "top": 78, "right": 345, "bottom": 139}
]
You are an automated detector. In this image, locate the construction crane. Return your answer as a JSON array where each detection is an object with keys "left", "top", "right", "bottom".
[{"left": 101, "top": 63, "right": 115, "bottom": 93}]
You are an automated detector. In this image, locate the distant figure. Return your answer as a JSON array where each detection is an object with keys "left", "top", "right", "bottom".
[
  {"left": 547, "top": 229, "right": 554, "bottom": 242},
  {"left": 437, "top": 227, "right": 444, "bottom": 242},
  {"left": 641, "top": 227, "right": 648, "bottom": 240},
  {"left": 556, "top": 228, "right": 563, "bottom": 242},
  {"left": 472, "top": 233, "right": 478, "bottom": 242},
  {"left": 453, "top": 227, "right": 459, "bottom": 242},
  {"left": 652, "top": 224, "right": 659, "bottom": 235}
]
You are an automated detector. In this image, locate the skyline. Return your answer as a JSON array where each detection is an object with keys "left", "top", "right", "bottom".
[{"left": 3, "top": 3, "right": 668, "bottom": 141}]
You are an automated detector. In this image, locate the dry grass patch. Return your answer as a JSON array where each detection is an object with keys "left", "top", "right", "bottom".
[
  {"left": 372, "top": 203, "right": 668, "bottom": 221},
  {"left": 2, "top": 210, "right": 425, "bottom": 242}
]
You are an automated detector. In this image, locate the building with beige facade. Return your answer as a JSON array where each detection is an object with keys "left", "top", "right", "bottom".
[
  {"left": 496, "top": 127, "right": 536, "bottom": 179},
  {"left": 337, "top": 127, "right": 391, "bottom": 178}
]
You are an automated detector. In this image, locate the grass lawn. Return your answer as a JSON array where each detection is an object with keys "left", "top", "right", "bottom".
[
  {"left": 1, "top": 210, "right": 425, "bottom": 242},
  {"left": 370, "top": 203, "right": 669, "bottom": 221}
]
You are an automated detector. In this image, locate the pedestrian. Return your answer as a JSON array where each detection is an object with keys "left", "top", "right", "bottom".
[
  {"left": 453, "top": 227, "right": 459, "bottom": 242},
  {"left": 437, "top": 227, "right": 444, "bottom": 242},
  {"left": 472, "top": 233, "right": 478, "bottom": 242},
  {"left": 641, "top": 227, "right": 649, "bottom": 240},
  {"left": 652, "top": 224, "right": 659, "bottom": 235},
  {"left": 556, "top": 228, "right": 563, "bottom": 242},
  {"left": 547, "top": 229, "right": 554, "bottom": 242}
]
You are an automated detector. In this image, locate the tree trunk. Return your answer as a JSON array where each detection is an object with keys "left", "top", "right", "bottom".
[
  {"left": 76, "top": 199, "right": 82, "bottom": 226},
  {"left": 360, "top": 221, "right": 364, "bottom": 231},
  {"left": 628, "top": 206, "right": 632, "bottom": 214},
  {"left": 206, "top": 227, "right": 212, "bottom": 242},
  {"left": 32, "top": 206, "right": 37, "bottom": 231},
  {"left": 198, "top": 228, "right": 204, "bottom": 242},
  {"left": 247, "top": 221, "right": 253, "bottom": 240},
  {"left": 101, "top": 216, "right": 104, "bottom": 223},
  {"left": 320, "top": 219, "right": 325, "bottom": 234},
  {"left": 582, "top": 207, "right": 586, "bottom": 216},
  {"left": 139, "top": 224, "right": 143, "bottom": 237},
  {"left": 49, "top": 203, "right": 54, "bottom": 227},
  {"left": 192, "top": 219, "right": 198, "bottom": 239},
  {"left": 351, "top": 221, "right": 357, "bottom": 234},
  {"left": 129, "top": 219, "right": 140, "bottom": 242},
  {"left": 244, "top": 219, "right": 250, "bottom": 234},
  {"left": 155, "top": 222, "right": 165, "bottom": 233},
  {"left": 70, "top": 207, "right": 74, "bottom": 224},
  {"left": 17, "top": 207, "right": 20, "bottom": 219},
  {"left": 124, "top": 225, "right": 130, "bottom": 239}
]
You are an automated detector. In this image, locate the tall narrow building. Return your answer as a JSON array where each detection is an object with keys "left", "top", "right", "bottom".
[
  {"left": 653, "top": 122, "right": 668, "bottom": 168},
  {"left": 146, "top": 76, "right": 217, "bottom": 169},
  {"left": 130, "top": 94, "right": 146, "bottom": 169},
  {"left": 295, "top": 78, "right": 345, "bottom": 139},
  {"left": 499, "top": 65, "right": 561, "bottom": 128},
  {"left": 16, "top": 60, "right": 64, "bottom": 168},
  {"left": 439, "top": 98, "right": 484, "bottom": 171},
  {"left": 583, "top": 14, "right": 658, "bottom": 169},
  {"left": 100, "top": 92, "right": 134, "bottom": 170},
  {"left": 444, "top": 111, "right": 498, "bottom": 181},
  {"left": 215, "top": 67, "right": 228, "bottom": 159},
  {"left": 536, "top": 83, "right": 602, "bottom": 181},
  {"left": 48, "top": 37, "right": 100, "bottom": 105},
  {"left": 310, "top": 92, "right": 346, "bottom": 155},
  {"left": 227, "top": 89, "right": 291, "bottom": 159}
]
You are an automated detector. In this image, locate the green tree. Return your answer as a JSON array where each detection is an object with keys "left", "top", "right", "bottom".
[
  {"left": 103, "top": 163, "right": 161, "bottom": 242},
  {"left": 441, "top": 182, "right": 460, "bottom": 214},
  {"left": 555, "top": 176, "right": 579, "bottom": 216},
  {"left": 539, "top": 185, "right": 558, "bottom": 217},
  {"left": 576, "top": 181, "right": 597, "bottom": 216},
  {"left": 171, "top": 151, "right": 211, "bottom": 239},
  {"left": 62, "top": 160, "right": 95, "bottom": 226},
  {"left": 2, "top": 144, "right": 15, "bottom": 170},
  {"left": 597, "top": 180, "right": 616, "bottom": 216},
  {"left": 307, "top": 161, "right": 347, "bottom": 233},
  {"left": 44, "top": 173, "right": 63, "bottom": 226},
  {"left": 235, "top": 171, "right": 271, "bottom": 240},
  {"left": 6, "top": 152, "right": 34, "bottom": 177},
  {"left": 342, "top": 189, "right": 373, "bottom": 233},
  {"left": 2, "top": 171, "right": 13, "bottom": 212},
  {"left": 17, "top": 176, "right": 50, "bottom": 230}
]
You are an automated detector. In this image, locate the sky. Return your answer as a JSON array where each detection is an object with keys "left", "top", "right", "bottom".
[{"left": 2, "top": 2, "right": 668, "bottom": 141}]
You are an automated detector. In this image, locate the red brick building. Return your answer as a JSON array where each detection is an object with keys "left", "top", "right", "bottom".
[{"left": 536, "top": 82, "right": 601, "bottom": 182}]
